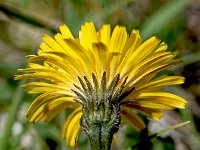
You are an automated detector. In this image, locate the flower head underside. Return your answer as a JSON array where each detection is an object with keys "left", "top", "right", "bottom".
[{"left": 15, "top": 22, "right": 187, "bottom": 147}]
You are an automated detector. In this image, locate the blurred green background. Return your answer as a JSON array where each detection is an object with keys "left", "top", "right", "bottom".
[{"left": 0, "top": 0, "right": 200, "bottom": 149}]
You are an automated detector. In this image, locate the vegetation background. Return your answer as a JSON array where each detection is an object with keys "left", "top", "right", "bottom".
[{"left": 0, "top": 0, "right": 200, "bottom": 149}]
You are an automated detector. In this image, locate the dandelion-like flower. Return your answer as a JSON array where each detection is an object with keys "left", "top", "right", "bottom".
[{"left": 15, "top": 22, "right": 187, "bottom": 149}]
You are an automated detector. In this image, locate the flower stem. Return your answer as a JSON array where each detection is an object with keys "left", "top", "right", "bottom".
[{"left": 84, "top": 124, "right": 113, "bottom": 150}]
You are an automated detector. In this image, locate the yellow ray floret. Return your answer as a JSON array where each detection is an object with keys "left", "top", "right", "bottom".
[{"left": 62, "top": 107, "right": 82, "bottom": 147}]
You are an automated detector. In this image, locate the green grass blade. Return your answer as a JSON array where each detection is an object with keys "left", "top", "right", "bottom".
[
  {"left": 0, "top": 80, "right": 26, "bottom": 150},
  {"left": 141, "top": 0, "right": 189, "bottom": 39},
  {"left": 131, "top": 121, "right": 190, "bottom": 149},
  {"left": 156, "top": 121, "right": 190, "bottom": 137}
]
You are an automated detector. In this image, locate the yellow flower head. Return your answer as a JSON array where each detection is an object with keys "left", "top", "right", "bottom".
[{"left": 15, "top": 22, "right": 187, "bottom": 147}]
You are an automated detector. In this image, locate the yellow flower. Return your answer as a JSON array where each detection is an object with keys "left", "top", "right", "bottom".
[{"left": 15, "top": 22, "right": 187, "bottom": 147}]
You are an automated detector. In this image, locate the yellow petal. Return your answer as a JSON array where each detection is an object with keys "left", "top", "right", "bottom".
[
  {"left": 116, "top": 29, "right": 141, "bottom": 73},
  {"left": 137, "top": 92, "right": 187, "bottom": 103},
  {"left": 39, "top": 42, "right": 53, "bottom": 53},
  {"left": 17, "top": 67, "right": 73, "bottom": 83},
  {"left": 43, "top": 50, "right": 87, "bottom": 77},
  {"left": 68, "top": 123, "right": 81, "bottom": 147},
  {"left": 121, "top": 105, "right": 163, "bottom": 120},
  {"left": 98, "top": 24, "right": 111, "bottom": 46},
  {"left": 127, "top": 59, "right": 182, "bottom": 87},
  {"left": 28, "top": 97, "right": 78, "bottom": 123},
  {"left": 43, "top": 98, "right": 80, "bottom": 122},
  {"left": 133, "top": 102, "right": 174, "bottom": 110},
  {"left": 42, "top": 34, "right": 65, "bottom": 52},
  {"left": 54, "top": 33, "right": 80, "bottom": 60},
  {"left": 155, "top": 42, "right": 168, "bottom": 52},
  {"left": 92, "top": 43, "right": 108, "bottom": 79},
  {"left": 122, "top": 51, "right": 174, "bottom": 80},
  {"left": 137, "top": 76, "right": 185, "bottom": 91},
  {"left": 121, "top": 108, "right": 145, "bottom": 131},
  {"left": 28, "top": 55, "right": 79, "bottom": 80},
  {"left": 122, "top": 30, "right": 141, "bottom": 56},
  {"left": 28, "top": 56, "right": 69, "bottom": 73},
  {"left": 124, "top": 36, "right": 160, "bottom": 72},
  {"left": 79, "top": 22, "right": 98, "bottom": 50},
  {"left": 109, "top": 26, "right": 127, "bottom": 79},
  {"left": 22, "top": 82, "right": 69, "bottom": 90},
  {"left": 65, "top": 38, "right": 94, "bottom": 78},
  {"left": 15, "top": 74, "right": 68, "bottom": 84},
  {"left": 134, "top": 92, "right": 187, "bottom": 109},
  {"left": 60, "top": 24, "right": 74, "bottom": 39},
  {"left": 62, "top": 107, "right": 82, "bottom": 147},
  {"left": 109, "top": 26, "right": 127, "bottom": 53},
  {"left": 26, "top": 91, "right": 74, "bottom": 119}
]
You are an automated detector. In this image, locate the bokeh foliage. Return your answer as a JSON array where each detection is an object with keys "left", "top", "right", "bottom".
[{"left": 0, "top": 0, "right": 200, "bottom": 149}]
